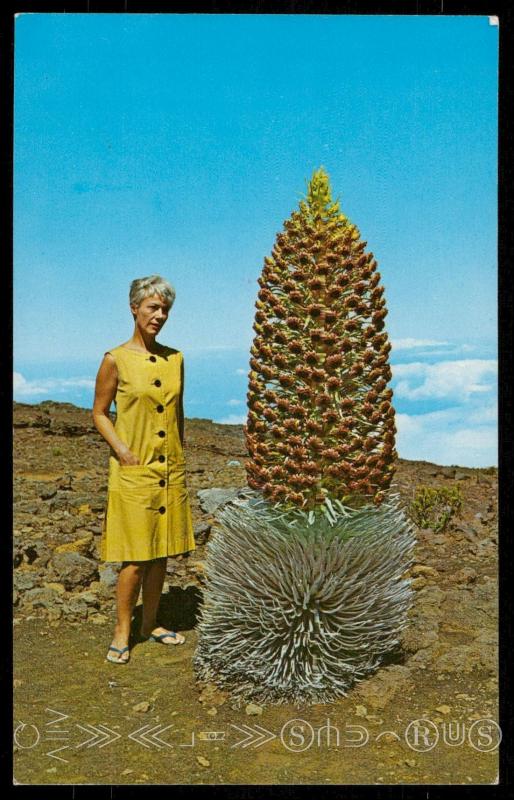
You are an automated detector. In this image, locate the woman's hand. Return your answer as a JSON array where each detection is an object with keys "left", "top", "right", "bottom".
[
  {"left": 93, "top": 353, "right": 141, "bottom": 464},
  {"left": 116, "top": 443, "right": 140, "bottom": 466}
]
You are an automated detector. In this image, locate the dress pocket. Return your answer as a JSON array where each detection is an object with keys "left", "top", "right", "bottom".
[
  {"left": 115, "top": 467, "right": 164, "bottom": 537},
  {"left": 118, "top": 464, "right": 164, "bottom": 499}
]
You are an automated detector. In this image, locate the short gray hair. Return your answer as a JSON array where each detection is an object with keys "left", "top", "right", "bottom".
[{"left": 129, "top": 275, "right": 176, "bottom": 310}]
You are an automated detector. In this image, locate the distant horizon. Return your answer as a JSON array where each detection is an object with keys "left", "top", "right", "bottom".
[
  {"left": 14, "top": 334, "right": 498, "bottom": 469},
  {"left": 12, "top": 393, "right": 498, "bottom": 472}
]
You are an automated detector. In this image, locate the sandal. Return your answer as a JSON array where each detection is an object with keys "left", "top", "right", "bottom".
[
  {"left": 106, "top": 644, "right": 130, "bottom": 664},
  {"left": 142, "top": 628, "right": 185, "bottom": 646}
]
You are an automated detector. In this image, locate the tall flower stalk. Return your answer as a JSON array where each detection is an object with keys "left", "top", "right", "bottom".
[
  {"left": 245, "top": 167, "right": 396, "bottom": 511},
  {"left": 194, "top": 168, "right": 415, "bottom": 705}
]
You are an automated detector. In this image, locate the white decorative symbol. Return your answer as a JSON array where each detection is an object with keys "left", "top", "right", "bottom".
[
  {"left": 442, "top": 721, "right": 466, "bottom": 747},
  {"left": 375, "top": 730, "right": 401, "bottom": 742},
  {"left": 44, "top": 708, "right": 71, "bottom": 762},
  {"left": 230, "top": 723, "right": 277, "bottom": 749},
  {"left": 46, "top": 746, "right": 70, "bottom": 763},
  {"left": 405, "top": 718, "right": 439, "bottom": 752},
  {"left": 128, "top": 723, "right": 175, "bottom": 749},
  {"left": 45, "top": 708, "right": 69, "bottom": 725},
  {"left": 75, "top": 723, "right": 122, "bottom": 749},
  {"left": 199, "top": 731, "right": 226, "bottom": 741},
  {"left": 345, "top": 724, "right": 369, "bottom": 748},
  {"left": 14, "top": 722, "right": 40, "bottom": 749},
  {"left": 44, "top": 707, "right": 71, "bottom": 740},
  {"left": 179, "top": 732, "right": 195, "bottom": 747},
  {"left": 468, "top": 719, "right": 502, "bottom": 752},
  {"left": 280, "top": 719, "right": 315, "bottom": 752}
]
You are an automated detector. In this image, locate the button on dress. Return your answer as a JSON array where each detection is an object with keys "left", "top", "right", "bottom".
[{"left": 99, "top": 345, "right": 196, "bottom": 562}]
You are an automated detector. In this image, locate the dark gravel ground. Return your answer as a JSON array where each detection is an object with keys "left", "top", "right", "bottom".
[{"left": 13, "top": 401, "right": 499, "bottom": 786}]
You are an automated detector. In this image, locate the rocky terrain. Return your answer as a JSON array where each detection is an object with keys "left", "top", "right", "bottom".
[{"left": 13, "top": 400, "right": 499, "bottom": 785}]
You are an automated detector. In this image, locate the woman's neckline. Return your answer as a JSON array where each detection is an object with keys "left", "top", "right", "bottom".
[{"left": 119, "top": 344, "right": 168, "bottom": 356}]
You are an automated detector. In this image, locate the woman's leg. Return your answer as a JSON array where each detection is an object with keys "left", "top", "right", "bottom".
[
  {"left": 108, "top": 561, "right": 145, "bottom": 662},
  {"left": 140, "top": 557, "right": 167, "bottom": 634},
  {"left": 140, "top": 557, "right": 185, "bottom": 644}
]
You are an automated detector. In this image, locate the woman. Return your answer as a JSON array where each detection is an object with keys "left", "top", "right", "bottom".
[{"left": 92, "top": 275, "right": 196, "bottom": 664}]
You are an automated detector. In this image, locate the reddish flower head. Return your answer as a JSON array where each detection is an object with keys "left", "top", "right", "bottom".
[
  {"left": 286, "top": 316, "right": 302, "bottom": 330},
  {"left": 287, "top": 340, "right": 303, "bottom": 356},
  {"left": 307, "top": 303, "right": 324, "bottom": 319}
]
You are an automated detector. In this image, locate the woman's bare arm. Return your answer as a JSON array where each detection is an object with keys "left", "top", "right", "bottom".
[{"left": 92, "top": 353, "right": 139, "bottom": 465}]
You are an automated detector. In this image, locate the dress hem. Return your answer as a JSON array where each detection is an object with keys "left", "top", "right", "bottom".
[{"left": 100, "top": 546, "right": 196, "bottom": 563}]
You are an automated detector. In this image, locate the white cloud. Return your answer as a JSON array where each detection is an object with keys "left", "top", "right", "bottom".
[
  {"left": 235, "top": 368, "right": 247, "bottom": 375},
  {"left": 390, "top": 340, "right": 482, "bottom": 359},
  {"left": 391, "top": 338, "right": 452, "bottom": 350},
  {"left": 396, "top": 409, "right": 497, "bottom": 467},
  {"left": 467, "top": 402, "right": 498, "bottom": 425},
  {"left": 391, "top": 359, "right": 497, "bottom": 401},
  {"left": 227, "top": 398, "right": 243, "bottom": 406},
  {"left": 13, "top": 372, "right": 95, "bottom": 399},
  {"left": 13, "top": 373, "right": 46, "bottom": 396}
]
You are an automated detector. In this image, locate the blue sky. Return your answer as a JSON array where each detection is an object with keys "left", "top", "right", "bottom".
[{"left": 13, "top": 14, "right": 498, "bottom": 467}]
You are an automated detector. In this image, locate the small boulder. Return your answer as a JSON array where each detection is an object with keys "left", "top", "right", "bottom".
[
  {"left": 449, "top": 567, "right": 478, "bottom": 585},
  {"left": 196, "top": 488, "right": 243, "bottom": 515},
  {"left": 49, "top": 552, "right": 98, "bottom": 590},
  {"left": 98, "top": 564, "right": 120, "bottom": 588},
  {"left": 55, "top": 533, "right": 94, "bottom": 556},
  {"left": 410, "top": 565, "right": 439, "bottom": 579},
  {"left": 23, "top": 587, "right": 63, "bottom": 608},
  {"left": 193, "top": 522, "right": 211, "bottom": 544},
  {"left": 13, "top": 571, "right": 38, "bottom": 592},
  {"left": 245, "top": 703, "right": 263, "bottom": 716}
]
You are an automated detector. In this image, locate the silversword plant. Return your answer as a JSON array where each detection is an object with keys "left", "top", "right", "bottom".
[{"left": 194, "top": 168, "right": 415, "bottom": 705}]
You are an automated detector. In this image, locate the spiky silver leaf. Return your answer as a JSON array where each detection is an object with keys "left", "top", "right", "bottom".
[{"left": 194, "top": 491, "right": 416, "bottom": 705}]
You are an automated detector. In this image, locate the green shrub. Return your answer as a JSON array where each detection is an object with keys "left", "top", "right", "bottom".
[{"left": 409, "top": 485, "right": 463, "bottom": 532}]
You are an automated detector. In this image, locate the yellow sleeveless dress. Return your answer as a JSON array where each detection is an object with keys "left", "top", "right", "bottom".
[{"left": 99, "top": 344, "right": 196, "bottom": 562}]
